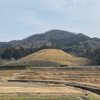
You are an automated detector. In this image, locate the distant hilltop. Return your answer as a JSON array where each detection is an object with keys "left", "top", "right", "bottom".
[{"left": 0, "top": 29, "right": 97, "bottom": 49}]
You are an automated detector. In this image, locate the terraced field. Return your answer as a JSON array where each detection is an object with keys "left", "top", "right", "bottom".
[
  {"left": 0, "top": 70, "right": 25, "bottom": 82},
  {"left": 17, "top": 67, "right": 100, "bottom": 85},
  {"left": 0, "top": 67, "right": 100, "bottom": 99}
]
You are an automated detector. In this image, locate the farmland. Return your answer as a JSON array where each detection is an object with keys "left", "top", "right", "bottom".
[
  {"left": 0, "top": 67, "right": 100, "bottom": 99},
  {"left": 17, "top": 67, "right": 100, "bottom": 85},
  {"left": 0, "top": 70, "right": 24, "bottom": 82}
]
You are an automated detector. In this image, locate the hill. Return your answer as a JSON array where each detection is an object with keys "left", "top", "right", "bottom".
[
  {"left": 5, "top": 49, "right": 91, "bottom": 66},
  {"left": 1, "top": 29, "right": 100, "bottom": 65},
  {"left": 0, "top": 29, "right": 92, "bottom": 48}
]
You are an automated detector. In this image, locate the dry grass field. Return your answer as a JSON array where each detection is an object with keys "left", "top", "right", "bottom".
[
  {"left": 0, "top": 79, "right": 99, "bottom": 99},
  {"left": 0, "top": 84, "right": 82, "bottom": 94},
  {"left": 0, "top": 70, "right": 24, "bottom": 82},
  {"left": 0, "top": 68, "right": 100, "bottom": 99},
  {"left": 17, "top": 67, "right": 100, "bottom": 85}
]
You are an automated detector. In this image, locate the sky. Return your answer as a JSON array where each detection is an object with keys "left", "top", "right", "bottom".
[{"left": 0, "top": 0, "right": 100, "bottom": 42}]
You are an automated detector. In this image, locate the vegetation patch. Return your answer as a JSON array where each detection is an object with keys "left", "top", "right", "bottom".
[
  {"left": 0, "top": 70, "right": 24, "bottom": 82},
  {"left": 17, "top": 67, "right": 100, "bottom": 85},
  {"left": 0, "top": 66, "right": 30, "bottom": 70},
  {"left": 3, "top": 60, "right": 60, "bottom": 67},
  {"left": 0, "top": 94, "right": 98, "bottom": 100},
  {"left": 60, "top": 65, "right": 68, "bottom": 67}
]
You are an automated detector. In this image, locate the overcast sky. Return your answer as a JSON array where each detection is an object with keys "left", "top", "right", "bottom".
[{"left": 0, "top": 0, "right": 100, "bottom": 42}]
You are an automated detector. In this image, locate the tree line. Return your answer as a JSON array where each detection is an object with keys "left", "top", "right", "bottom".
[{"left": 1, "top": 47, "right": 40, "bottom": 60}]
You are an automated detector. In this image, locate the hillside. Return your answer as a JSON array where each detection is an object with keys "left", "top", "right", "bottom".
[
  {"left": 0, "top": 29, "right": 92, "bottom": 48},
  {"left": 0, "top": 29, "right": 100, "bottom": 53},
  {"left": 5, "top": 49, "right": 91, "bottom": 66}
]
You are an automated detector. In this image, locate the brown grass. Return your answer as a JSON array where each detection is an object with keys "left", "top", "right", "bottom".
[
  {"left": 0, "top": 70, "right": 24, "bottom": 81},
  {"left": 19, "top": 49, "right": 90, "bottom": 66},
  {"left": 17, "top": 67, "right": 100, "bottom": 85},
  {"left": 0, "top": 86, "right": 82, "bottom": 94}
]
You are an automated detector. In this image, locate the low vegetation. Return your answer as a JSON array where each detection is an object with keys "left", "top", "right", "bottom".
[
  {"left": 0, "top": 94, "right": 98, "bottom": 100},
  {"left": 0, "top": 68, "right": 100, "bottom": 99},
  {"left": 3, "top": 60, "right": 60, "bottom": 67},
  {"left": 0, "top": 70, "right": 24, "bottom": 82},
  {"left": 0, "top": 66, "right": 29, "bottom": 69},
  {"left": 17, "top": 67, "right": 100, "bottom": 85},
  {"left": 19, "top": 49, "right": 90, "bottom": 66}
]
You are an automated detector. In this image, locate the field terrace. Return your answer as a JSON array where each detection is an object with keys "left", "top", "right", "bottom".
[
  {"left": 17, "top": 67, "right": 100, "bottom": 85},
  {"left": 0, "top": 70, "right": 25, "bottom": 82}
]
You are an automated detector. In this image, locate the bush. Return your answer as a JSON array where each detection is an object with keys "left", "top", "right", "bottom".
[{"left": 60, "top": 65, "right": 68, "bottom": 67}]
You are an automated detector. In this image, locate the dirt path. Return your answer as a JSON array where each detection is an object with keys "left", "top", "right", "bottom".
[{"left": 11, "top": 70, "right": 29, "bottom": 79}]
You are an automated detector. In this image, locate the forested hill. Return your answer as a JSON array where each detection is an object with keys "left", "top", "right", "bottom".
[
  {"left": 0, "top": 29, "right": 92, "bottom": 48},
  {"left": 9, "top": 30, "right": 91, "bottom": 48}
]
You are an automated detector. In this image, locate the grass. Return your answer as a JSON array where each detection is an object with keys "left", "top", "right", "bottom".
[
  {"left": 0, "top": 94, "right": 98, "bottom": 100},
  {"left": 0, "top": 67, "right": 100, "bottom": 99},
  {"left": 17, "top": 67, "right": 100, "bottom": 85},
  {"left": 4, "top": 60, "right": 60, "bottom": 67},
  {"left": 0, "top": 70, "right": 25, "bottom": 81},
  {"left": 5, "top": 49, "right": 91, "bottom": 66}
]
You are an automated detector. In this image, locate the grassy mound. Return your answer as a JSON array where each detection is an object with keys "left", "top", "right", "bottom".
[
  {"left": 20, "top": 49, "right": 90, "bottom": 66},
  {"left": 3, "top": 49, "right": 91, "bottom": 67}
]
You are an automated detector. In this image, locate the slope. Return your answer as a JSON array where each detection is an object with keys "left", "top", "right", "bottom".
[
  {"left": 0, "top": 29, "right": 91, "bottom": 49},
  {"left": 19, "top": 49, "right": 90, "bottom": 66}
]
